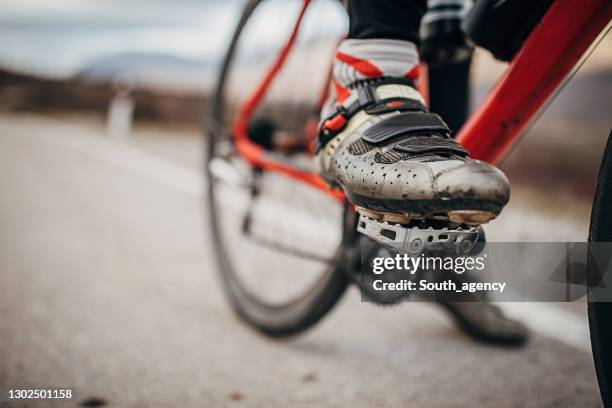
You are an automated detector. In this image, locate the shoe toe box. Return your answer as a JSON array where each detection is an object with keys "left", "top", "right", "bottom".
[
  {"left": 433, "top": 159, "right": 510, "bottom": 204},
  {"left": 332, "top": 151, "right": 509, "bottom": 208}
]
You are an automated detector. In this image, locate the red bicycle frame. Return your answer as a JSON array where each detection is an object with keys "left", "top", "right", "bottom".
[
  {"left": 232, "top": 0, "right": 612, "bottom": 200},
  {"left": 456, "top": 0, "right": 612, "bottom": 162}
]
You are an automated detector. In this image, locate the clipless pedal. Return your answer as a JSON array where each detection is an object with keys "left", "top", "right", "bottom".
[{"left": 356, "top": 213, "right": 481, "bottom": 256}]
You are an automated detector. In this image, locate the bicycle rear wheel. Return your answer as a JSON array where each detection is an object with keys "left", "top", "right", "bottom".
[
  {"left": 204, "top": 0, "right": 350, "bottom": 337},
  {"left": 588, "top": 132, "right": 612, "bottom": 407}
]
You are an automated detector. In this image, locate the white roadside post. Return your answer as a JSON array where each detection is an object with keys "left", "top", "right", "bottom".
[{"left": 107, "top": 76, "right": 135, "bottom": 140}]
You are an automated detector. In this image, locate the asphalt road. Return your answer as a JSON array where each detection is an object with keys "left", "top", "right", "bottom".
[{"left": 0, "top": 114, "right": 603, "bottom": 407}]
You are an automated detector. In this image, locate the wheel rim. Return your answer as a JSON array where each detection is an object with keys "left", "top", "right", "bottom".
[{"left": 205, "top": 0, "right": 348, "bottom": 314}]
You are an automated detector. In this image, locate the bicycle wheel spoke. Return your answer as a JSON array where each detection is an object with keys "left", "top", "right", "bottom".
[{"left": 205, "top": 0, "right": 349, "bottom": 330}]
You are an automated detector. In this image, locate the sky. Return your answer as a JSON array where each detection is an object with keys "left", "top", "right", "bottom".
[{"left": 0, "top": 0, "right": 347, "bottom": 80}]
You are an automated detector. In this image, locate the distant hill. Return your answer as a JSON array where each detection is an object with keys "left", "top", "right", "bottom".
[{"left": 76, "top": 52, "right": 218, "bottom": 93}]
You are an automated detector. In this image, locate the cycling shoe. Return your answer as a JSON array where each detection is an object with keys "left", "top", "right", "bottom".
[{"left": 316, "top": 78, "right": 509, "bottom": 225}]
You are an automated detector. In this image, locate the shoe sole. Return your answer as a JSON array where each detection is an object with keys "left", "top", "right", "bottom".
[
  {"left": 322, "top": 180, "right": 504, "bottom": 226},
  {"left": 355, "top": 206, "right": 497, "bottom": 226},
  {"left": 350, "top": 186, "right": 503, "bottom": 226}
]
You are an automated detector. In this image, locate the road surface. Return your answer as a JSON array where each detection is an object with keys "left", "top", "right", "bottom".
[{"left": 0, "top": 113, "right": 602, "bottom": 407}]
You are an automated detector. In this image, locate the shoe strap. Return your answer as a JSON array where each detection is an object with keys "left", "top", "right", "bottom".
[
  {"left": 318, "top": 78, "right": 428, "bottom": 150},
  {"left": 363, "top": 111, "right": 467, "bottom": 157},
  {"left": 363, "top": 112, "right": 451, "bottom": 144},
  {"left": 393, "top": 136, "right": 469, "bottom": 157}
]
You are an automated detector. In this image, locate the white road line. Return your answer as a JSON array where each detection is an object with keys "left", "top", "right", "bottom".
[
  {"left": 9, "top": 114, "right": 593, "bottom": 353},
  {"left": 503, "top": 302, "right": 591, "bottom": 351}
]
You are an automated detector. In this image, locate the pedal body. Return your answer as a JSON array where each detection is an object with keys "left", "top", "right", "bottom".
[{"left": 357, "top": 214, "right": 480, "bottom": 256}]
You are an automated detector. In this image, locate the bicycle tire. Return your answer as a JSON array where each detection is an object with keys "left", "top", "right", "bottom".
[
  {"left": 203, "top": 0, "right": 349, "bottom": 337},
  {"left": 588, "top": 131, "right": 612, "bottom": 407}
]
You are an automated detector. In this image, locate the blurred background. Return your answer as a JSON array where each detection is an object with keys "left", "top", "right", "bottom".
[{"left": 0, "top": 0, "right": 611, "bottom": 406}]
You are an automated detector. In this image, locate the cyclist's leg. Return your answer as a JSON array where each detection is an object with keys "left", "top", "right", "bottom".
[
  {"left": 317, "top": 0, "right": 510, "bottom": 227},
  {"left": 324, "top": 0, "right": 527, "bottom": 345},
  {"left": 347, "top": 0, "right": 425, "bottom": 43},
  {"left": 327, "top": 0, "right": 424, "bottom": 106}
]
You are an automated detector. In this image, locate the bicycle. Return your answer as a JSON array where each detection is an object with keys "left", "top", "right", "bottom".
[{"left": 204, "top": 0, "right": 612, "bottom": 403}]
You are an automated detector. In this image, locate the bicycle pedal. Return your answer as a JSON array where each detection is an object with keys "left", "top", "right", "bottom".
[{"left": 356, "top": 214, "right": 480, "bottom": 255}]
